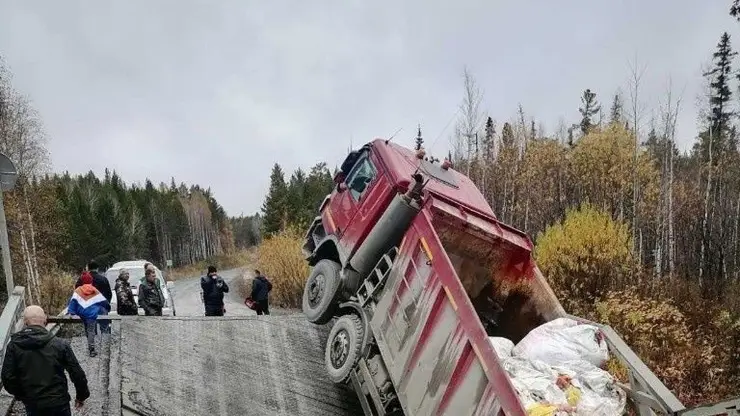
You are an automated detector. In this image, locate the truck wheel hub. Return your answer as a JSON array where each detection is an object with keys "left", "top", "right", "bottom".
[
  {"left": 308, "top": 273, "right": 325, "bottom": 307},
  {"left": 330, "top": 329, "right": 350, "bottom": 368}
]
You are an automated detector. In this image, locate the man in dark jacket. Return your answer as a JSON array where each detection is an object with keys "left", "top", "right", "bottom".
[
  {"left": 251, "top": 269, "right": 272, "bottom": 315},
  {"left": 201, "top": 265, "right": 229, "bottom": 316},
  {"left": 1, "top": 305, "right": 89, "bottom": 416},
  {"left": 114, "top": 269, "right": 137, "bottom": 315},
  {"left": 138, "top": 268, "right": 165, "bottom": 316}
]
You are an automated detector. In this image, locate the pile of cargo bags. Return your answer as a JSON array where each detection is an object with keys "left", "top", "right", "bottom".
[{"left": 489, "top": 317, "right": 627, "bottom": 416}]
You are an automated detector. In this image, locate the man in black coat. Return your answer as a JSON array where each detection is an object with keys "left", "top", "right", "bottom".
[
  {"left": 251, "top": 269, "right": 272, "bottom": 316},
  {"left": 1, "top": 305, "right": 89, "bottom": 416},
  {"left": 75, "top": 260, "right": 112, "bottom": 334},
  {"left": 200, "top": 265, "right": 229, "bottom": 316}
]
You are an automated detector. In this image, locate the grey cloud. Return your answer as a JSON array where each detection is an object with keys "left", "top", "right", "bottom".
[{"left": 0, "top": 0, "right": 733, "bottom": 215}]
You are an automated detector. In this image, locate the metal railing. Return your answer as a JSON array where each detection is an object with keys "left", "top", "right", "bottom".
[
  {"left": 566, "top": 314, "right": 740, "bottom": 416},
  {"left": 0, "top": 286, "right": 27, "bottom": 414},
  {"left": 0, "top": 286, "right": 74, "bottom": 414},
  {"left": 0, "top": 287, "right": 27, "bottom": 373},
  {"left": 566, "top": 314, "right": 685, "bottom": 416}
]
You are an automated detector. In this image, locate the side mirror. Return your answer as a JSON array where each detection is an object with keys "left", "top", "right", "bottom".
[
  {"left": 166, "top": 281, "right": 175, "bottom": 289},
  {"left": 336, "top": 182, "right": 347, "bottom": 193}
]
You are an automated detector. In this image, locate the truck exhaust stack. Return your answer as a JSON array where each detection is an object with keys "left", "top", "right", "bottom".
[{"left": 343, "top": 173, "right": 426, "bottom": 296}]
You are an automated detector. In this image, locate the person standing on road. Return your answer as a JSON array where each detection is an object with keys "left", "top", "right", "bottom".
[
  {"left": 251, "top": 269, "right": 272, "bottom": 316},
  {"left": 114, "top": 269, "right": 138, "bottom": 315},
  {"left": 201, "top": 265, "right": 229, "bottom": 316},
  {"left": 75, "top": 261, "right": 113, "bottom": 335},
  {"left": 1, "top": 305, "right": 90, "bottom": 416},
  {"left": 138, "top": 267, "right": 165, "bottom": 316},
  {"left": 68, "top": 271, "right": 111, "bottom": 357}
]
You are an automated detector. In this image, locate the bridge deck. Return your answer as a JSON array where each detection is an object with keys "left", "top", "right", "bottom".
[{"left": 7, "top": 315, "right": 361, "bottom": 416}]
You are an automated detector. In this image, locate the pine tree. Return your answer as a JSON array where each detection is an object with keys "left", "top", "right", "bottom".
[
  {"left": 501, "top": 122, "right": 515, "bottom": 147},
  {"left": 286, "top": 168, "right": 307, "bottom": 226},
  {"left": 609, "top": 92, "right": 623, "bottom": 125},
  {"left": 695, "top": 32, "right": 737, "bottom": 160},
  {"left": 260, "top": 163, "right": 288, "bottom": 235},
  {"left": 731, "top": 0, "right": 740, "bottom": 20},
  {"left": 579, "top": 89, "right": 601, "bottom": 135},
  {"left": 709, "top": 32, "right": 737, "bottom": 140},
  {"left": 414, "top": 124, "right": 424, "bottom": 150},
  {"left": 482, "top": 117, "right": 496, "bottom": 158}
]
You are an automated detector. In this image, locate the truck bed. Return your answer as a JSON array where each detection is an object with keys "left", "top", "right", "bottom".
[
  {"left": 369, "top": 197, "right": 536, "bottom": 415},
  {"left": 366, "top": 195, "right": 687, "bottom": 415}
]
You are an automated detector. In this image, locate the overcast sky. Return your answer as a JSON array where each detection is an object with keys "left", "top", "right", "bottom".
[{"left": 0, "top": 1, "right": 734, "bottom": 216}]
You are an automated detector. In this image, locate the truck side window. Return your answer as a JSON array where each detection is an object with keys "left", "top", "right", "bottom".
[{"left": 345, "top": 156, "right": 376, "bottom": 201}]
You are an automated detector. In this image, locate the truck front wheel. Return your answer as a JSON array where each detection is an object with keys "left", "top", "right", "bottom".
[
  {"left": 303, "top": 259, "right": 341, "bottom": 325},
  {"left": 325, "top": 314, "right": 363, "bottom": 383}
]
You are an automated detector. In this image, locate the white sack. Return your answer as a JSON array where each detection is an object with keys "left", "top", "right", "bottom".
[
  {"left": 503, "top": 357, "right": 563, "bottom": 408},
  {"left": 512, "top": 317, "right": 609, "bottom": 368},
  {"left": 551, "top": 360, "right": 627, "bottom": 416},
  {"left": 503, "top": 357, "right": 626, "bottom": 416},
  {"left": 488, "top": 336, "right": 515, "bottom": 359}
]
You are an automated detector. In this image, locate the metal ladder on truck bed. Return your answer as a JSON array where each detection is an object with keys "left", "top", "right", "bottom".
[{"left": 569, "top": 315, "right": 740, "bottom": 416}]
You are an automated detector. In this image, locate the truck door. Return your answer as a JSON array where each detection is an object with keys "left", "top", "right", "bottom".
[{"left": 328, "top": 149, "right": 383, "bottom": 249}]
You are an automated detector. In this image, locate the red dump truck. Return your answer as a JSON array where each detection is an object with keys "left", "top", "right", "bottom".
[{"left": 301, "top": 138, "right": 739, "bottom": 416}]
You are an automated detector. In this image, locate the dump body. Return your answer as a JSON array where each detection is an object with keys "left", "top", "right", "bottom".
[{"left": 367, "top": 194, "right": 564, "bottom": 415}]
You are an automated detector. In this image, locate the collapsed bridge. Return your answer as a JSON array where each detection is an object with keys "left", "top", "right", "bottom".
[{"left": 0, "top": 286, "right": 362, "bottom": 416}]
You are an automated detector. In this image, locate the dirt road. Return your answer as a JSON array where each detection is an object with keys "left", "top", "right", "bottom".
[{"left": 169, "top": 268, "right": 254, "bottom": 316}]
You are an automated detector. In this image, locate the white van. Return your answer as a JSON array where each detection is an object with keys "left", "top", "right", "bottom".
[{"left": 105, "top": 260, "right": 177, "bottom": 316}]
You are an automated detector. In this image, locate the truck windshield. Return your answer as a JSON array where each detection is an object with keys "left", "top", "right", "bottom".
[{"left": 346, "top": 156, "right": 376, "bottom": 200}]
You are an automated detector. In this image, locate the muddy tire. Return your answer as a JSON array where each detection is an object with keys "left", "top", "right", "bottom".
[
  {"left": 325, "top": 314, "right": 364, "bottom": 383},
  {"left": 302, "top": 259, "right": 341, "bottom": 325}
]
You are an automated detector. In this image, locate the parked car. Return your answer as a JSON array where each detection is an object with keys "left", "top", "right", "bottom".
[{"left": 105, "top": 260, "right": 177, "bottom": 316}]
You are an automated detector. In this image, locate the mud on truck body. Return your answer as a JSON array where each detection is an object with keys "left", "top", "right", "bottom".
[{"left": 301, "top": 138, "right": 740, "bottom": 416}]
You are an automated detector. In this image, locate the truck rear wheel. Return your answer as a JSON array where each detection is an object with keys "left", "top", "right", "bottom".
[
  {"left": 303, "top": 259, "right": 341, "bottom": 325},
  {"left": 325, "top": 314, "right": 363, "bottom": 383}
]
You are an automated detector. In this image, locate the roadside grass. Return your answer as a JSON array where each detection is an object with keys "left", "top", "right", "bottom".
[
  {"left": 39, "top": 270, "right": 76, "bottom": 314},
  {"left": 246, "top": 228, "right": 308, "bottom": 309},
  {"left": 167, "top": 248, "right": 256, "bottom": 281}
]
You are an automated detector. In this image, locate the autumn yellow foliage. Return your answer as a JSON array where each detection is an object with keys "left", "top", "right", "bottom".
[
  {"left": 535, "top": 203, "right": 638, "bottom": 313},
  {"left": 38, "top": 270, "right": 77, "bottom": 315},
  {"left": 570, "top": 125, "right": 660, "bottom": 216},
  {"left": 536, "top": 204, "right": 740, "bottom": 405},
  {"left": 254, "top": 227, "right": 309, "bottom": 308},
  {"left": 595, "top": 289, "right": 737, "bottom": 405}
]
